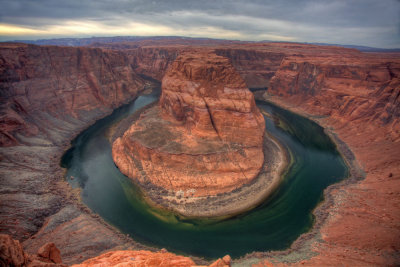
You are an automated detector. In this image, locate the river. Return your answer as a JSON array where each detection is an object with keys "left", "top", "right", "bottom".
[{"left": 61, "top": 88, "right": 348, "bottom": 259}]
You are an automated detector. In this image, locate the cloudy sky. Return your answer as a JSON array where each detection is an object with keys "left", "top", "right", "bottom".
[{"left": 0, "top": 0, "right": 399, "bottom": 48}]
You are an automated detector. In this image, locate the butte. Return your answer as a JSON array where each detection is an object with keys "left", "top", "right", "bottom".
[{"left": 112, "top": 51, "right": 285, "bottom": 217}]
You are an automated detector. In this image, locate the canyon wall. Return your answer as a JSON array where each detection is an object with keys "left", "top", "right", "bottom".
[
  {"left": 127, "top": 47, "right": 180, "bottom": 81},
  {"left": 214, "top": 48, "right": 284, "bottom": 89},
  {"left": 100, "top": 44, "right": 286, "bottom": 90},
  {"left": 268, "top": 53, "right": 400, "bottom": 140},
  {"left": 0, "top": 43, "right": 146, "bottom": 147},
  {"left": 0, "top": 43, "right": 149, "bottom": 264},
  {"left": 258, "top": 49, "right": 400, "bottom": 266}
]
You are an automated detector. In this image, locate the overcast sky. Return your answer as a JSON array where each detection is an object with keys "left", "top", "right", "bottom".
[{"left": 0, "top": 0, "right": 399, "bottom": 48}]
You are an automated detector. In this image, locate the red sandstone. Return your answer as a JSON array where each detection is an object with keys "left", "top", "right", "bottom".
[{"left": 112, "top": 51, "right": 265, "bottom": 197}]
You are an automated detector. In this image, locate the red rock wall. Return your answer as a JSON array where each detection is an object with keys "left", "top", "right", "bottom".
[
  {"left": 262, "top": 51, "right": 400, "bottom": 266},
  {"left": 0, "top": 43, "right": 145, "bottom": 147},
  {"left": 0, "top": 43, "right": 147, "bottom": 264},
  {"left": 269, "top": 54, "right": 400, "bottom": 140},
  {"left": 119, "top": 46, "right": 285, "bottom": 89},
  {"left": 215, "top": 48, "right": 285, "bottom": 89},
  {"left": 126, "top": 47, "right": 180, "bottom": 80},
  {"left": 160, "top": 51, "right": 265, "bottom": 145}
]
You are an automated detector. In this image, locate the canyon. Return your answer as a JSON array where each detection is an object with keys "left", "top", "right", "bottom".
[{"left": 0, "top": 39, "right": 399, "bottom": 266}]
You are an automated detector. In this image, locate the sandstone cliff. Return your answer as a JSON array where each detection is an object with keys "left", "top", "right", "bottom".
[
  {"left": 255, "top": 49, "right": 400, "bottom": 266},
  {"left": 268, "top": 53, "right": 400, "bottom": 140},
  {"left": 113, "top": 51, "right": 265, "bottom": 199},
  {"left": 215, "top": 48, "right": 284, "bottom": 89},
  {"left": 0, "top": 234, "right": 65, "bottom": 266},
  {"left": 0, "top": 43, "right": 145, "bottom": 146},
  {"left": 0, "top": 43, "right": 148, "bottom": 264}
]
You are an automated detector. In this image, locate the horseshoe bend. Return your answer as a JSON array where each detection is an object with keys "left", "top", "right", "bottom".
[
  {"left": 111, "top": 51, "right": 288, "bottom": 217},
  {"left": 0, "top": 39, "right": 399, "bottom": 266}
]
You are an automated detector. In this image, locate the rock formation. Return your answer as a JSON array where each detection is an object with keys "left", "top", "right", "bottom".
[
  {"left": 72, "top": 249, "right": 231, "bottom": 267},
  {"left": 0, "top": 234, "right": 232, "bottom": 267},
  {"left": 112, "top": 51, "right": 265, "bottom": 199},
  {"left": 0, "top": 43, "right": 145, "bottom": 147},
  {"left": 72, "top": 250, "right": 197, "bottom": 267},
  {"left": 0, "top": 234, "right": 65, "bottom": 266},
  {"left": 254, "top": 48, "right": 400, "bottom": 266}
]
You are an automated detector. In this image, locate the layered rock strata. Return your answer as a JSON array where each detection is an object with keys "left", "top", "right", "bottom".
[
  {"left": 251, "top": 51, "right": 400, "bottom": 266},
  {"left": 0, "top": 43, "right": 150, "bottom": 264},
  {"left": 268, "top": 53, "right": 400, "bottom": 139},
  {"left": 0, "top": 234, "right": 65, "bottom": 266},
  {"left": 113, "top": 51, "right": 266, "bottom": 204},
  {"left": 73, "top": 250, "right": 231, "bottom": 267}
]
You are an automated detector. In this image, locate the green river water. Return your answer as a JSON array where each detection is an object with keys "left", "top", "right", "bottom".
[{"left": 61, "top": 88, "right": 348, "bottom": 259}]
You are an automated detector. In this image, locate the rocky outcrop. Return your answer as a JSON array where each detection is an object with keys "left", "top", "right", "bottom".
[
  {"left": 0, "top": 234, "right": 66, "bottom": 266},
  {"left": 160, "top": 51, "right": 265, "bottom": 146},
  {"left": 73, "top": 249, "right": 231, "bottom": 267},
  {"left": 0, "top": 234, "right": 27, "bottom": 266},
  {"left": 72, "top": 250, "right": 196, "bottom": 267},
  {"left": 215, "top": 48, "right": 284, "bottom": 89},
  {"left": 112, "top": 51, "right": 265, "bottom": 200},
  {"left": 0, "top": 43, "right": 145, "bottom": 147}
]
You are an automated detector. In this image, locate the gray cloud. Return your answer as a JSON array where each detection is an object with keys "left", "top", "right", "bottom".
[{"left": 0, "top": 0, "right": 399, "bottom": 48}]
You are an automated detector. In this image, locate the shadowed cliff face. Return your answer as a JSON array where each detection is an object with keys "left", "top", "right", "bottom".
[
  {"left": 0, "top": 43, "right": 145, "bottom": 147},
  {"left": 123, "top": 46, "right": 286, "bottom": 89},
  {"left": 112, "top": 51, "right": 265, "bottom": 198},
  {"left": 214, "top": 48, "right": 285, "bottom": 89},
  {"left": 0, "top": 43, "right": 148, "bottom": 264},
  {"left": 127, "top": 47, "right": 180, "bottom": 81}
]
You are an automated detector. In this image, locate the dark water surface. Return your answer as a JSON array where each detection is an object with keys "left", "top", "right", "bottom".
[{"left": 61, "top": 89, "right": 348, "bottom": 259}]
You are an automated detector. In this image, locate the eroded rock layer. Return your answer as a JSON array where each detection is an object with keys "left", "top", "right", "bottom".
[
  {"left": 0, "top": 43, "right": 149, "bottom": 264},
  {"left": 113, "top": 51, "right": 265, "bottom": 197}
]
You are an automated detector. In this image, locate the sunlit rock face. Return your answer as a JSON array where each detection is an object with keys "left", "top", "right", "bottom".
[{"left": 112, "top": 51, "right": 265, "bottom": 197}]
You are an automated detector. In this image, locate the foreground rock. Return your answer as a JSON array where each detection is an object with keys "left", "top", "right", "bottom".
[
  {"left": 113, "top": 51, "right": 267, "bottom": 216},
  {"left": 73, "top": 250, "right": 231, "bottom": 267},
  {"left": 1, "top": 234, "right": 232, "bottom": 267},
  {"left": 0, "top": 234, "right": 66, "bottom": 266}
]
